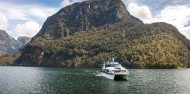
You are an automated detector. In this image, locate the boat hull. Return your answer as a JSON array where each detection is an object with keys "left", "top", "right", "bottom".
[{"left": 101, "top": 72, "right": 128, "bottom": 80}]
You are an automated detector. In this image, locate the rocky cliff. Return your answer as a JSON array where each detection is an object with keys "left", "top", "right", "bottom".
[
  {"left": 13, "top": 0, "right": 190, "bottom": 68},
  {"left": 34, "top": 0, "right": 143, "bottom": 39}
]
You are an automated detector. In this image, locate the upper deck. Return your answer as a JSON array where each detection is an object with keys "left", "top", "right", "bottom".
[
  {"left": 105, "top": 61, "right": 119, "bottom": 65},
  {"left": 105, "top": 62, "right": 122, "bottom": 68}
]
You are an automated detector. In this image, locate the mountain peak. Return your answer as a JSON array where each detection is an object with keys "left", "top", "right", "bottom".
[{"left": 35, "top": 0, "right": 143, "bottom": 39}]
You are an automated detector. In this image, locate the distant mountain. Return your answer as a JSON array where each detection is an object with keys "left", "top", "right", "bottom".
[
  {"left": 17, "top": 36, "right": 31, "bottom": 48},
  {"left": 0, "top": 30, "right": 19, "bottom": 56},
  {"left": 0, "top": 30, "right": 31, "bottom": 56},
  {"left": 0, "top": 30, "right": 30, "bottom": 65},
  {"left": 13, "top": 0, "right": 190, "bottom": 68}
]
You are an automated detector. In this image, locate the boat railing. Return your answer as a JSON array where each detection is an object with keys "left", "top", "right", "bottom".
[{"left": 113, "top": 70, "right": 127, "bottom": 73}]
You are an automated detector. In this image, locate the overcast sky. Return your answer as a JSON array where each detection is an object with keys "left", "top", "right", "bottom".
[{"left": 0, "top": 0, "right": 190, "bottom": 39}]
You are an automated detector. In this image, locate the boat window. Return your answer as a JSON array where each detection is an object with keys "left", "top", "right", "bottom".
[
  {"left": 111, "top": 64, "right": 121, "bottom": 67},
  {"left": 105, "top": 65, "right": 110, "bottom": 68}
]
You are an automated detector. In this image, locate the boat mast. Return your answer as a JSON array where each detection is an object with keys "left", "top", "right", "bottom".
[
  {"left": 102, "top": 63, "right": 105, "bottom": 69},
  {"left": 112, "top": 57, "right": 114, "bottom": 62}
]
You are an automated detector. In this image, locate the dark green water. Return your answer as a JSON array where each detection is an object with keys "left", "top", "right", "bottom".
[{"left": 0, "top": 66, "right": 190, "bottom": 94}]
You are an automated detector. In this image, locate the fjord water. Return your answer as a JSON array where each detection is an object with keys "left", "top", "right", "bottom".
[{"left": 0, "top": 67, "right": 190, "bottom": 94}]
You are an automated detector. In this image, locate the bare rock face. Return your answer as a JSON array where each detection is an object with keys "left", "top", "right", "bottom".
[
  {"left": 35, "top": 0, "right": 143, "bottom": 39},
  {"left": 0, "top": 30, "right": 19, "bottom": 55}
]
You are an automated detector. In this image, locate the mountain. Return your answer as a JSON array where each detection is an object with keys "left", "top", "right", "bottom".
[
  {"left": 0, "top": 30, "right": 30, "bottom": 65},
  {"left": 0, "top": 30, "right": 31, "bottom": 56},
  {"left": 34, "top": 0, "right": 143, "bottom": 39},
  {"left": 0, "top": 30, "right": 19, "bottom": 56},
  {"left": 17, "top": 36, "right": 31, "bottom": 48},
  {"left": 13, "top": 0, "right": 190, "bottom": 68}
]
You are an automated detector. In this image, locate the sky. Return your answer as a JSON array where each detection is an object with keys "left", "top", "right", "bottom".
[{"left": 0, "top": 0, "right": 190, "bottom": 39}]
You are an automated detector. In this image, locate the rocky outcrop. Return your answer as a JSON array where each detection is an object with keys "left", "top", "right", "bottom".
[
  {"left": 35, "top": 0, "right": 143, "bottom": 39},
  {"left": 17, "top": 36, "right": 31, "bottom": 48}
]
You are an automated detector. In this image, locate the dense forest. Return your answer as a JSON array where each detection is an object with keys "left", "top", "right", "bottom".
[
  {"left": 0, "top": 53, "right": 20, "bottom": 66},
  {"left": 13, "top": 22, "right": 190, "bottom": 68}
]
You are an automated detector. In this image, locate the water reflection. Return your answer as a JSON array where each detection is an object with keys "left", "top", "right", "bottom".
[
  {"left": 128, "top": 69, "right": 190, "bottom": 94},
  {"left": 0, "top": 67, "right": 190, "bottom": 94}
]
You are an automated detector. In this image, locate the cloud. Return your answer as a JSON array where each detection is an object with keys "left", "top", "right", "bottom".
[
  {"left": 14, "top": 21, "right": 41, "bottom": 37},
  {"left": 0, "top": 1, "right": 58, "bottom": 21},
  {"left": 180, "top": 30, "right": 190, "bottom": 39},
  {"left": 122, "top": 0, "right": 137, "bottom": 6},
  {"left": 0, "top": 0, "right": 87, "bottom": 38},
  {"left": 128, "top": 3, "right": 152, "bottom": 23},
  {"left": 27, "top": 6, "right": 58, "bottom": 20},
  {"left": 128, "top": 3, "right": 190, "bottom": 39},
  {"left": 61, "top": 0, "right": 84, "bottom": 7},
  {"left": 0, "top": 13, "right": 8, "bottom": 30},
  {"left": 0, "top": 1, "right": 59, "bottom": 38},
  {"left": 61, "top": 0, "right": 71, "bottom": 7},
  {"left": 155, "top": 5, "right": 190, "bottom": 30}
]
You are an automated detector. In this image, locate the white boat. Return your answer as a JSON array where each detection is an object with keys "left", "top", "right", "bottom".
[{"left": 101, "top": 58, "right": 129, "bottom": 80}]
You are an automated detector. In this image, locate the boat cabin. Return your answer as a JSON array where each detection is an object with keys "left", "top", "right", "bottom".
[{"left": 105, "top": 62, "right": 122, "bottom": 68}]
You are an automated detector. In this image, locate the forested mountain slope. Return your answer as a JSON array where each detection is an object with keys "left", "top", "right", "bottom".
[
  {"left": 11, "top": 0, "right": 190, "bottom": 68},
  {"left": 14, "top": 22, "right": 190, "bottom": 68}
]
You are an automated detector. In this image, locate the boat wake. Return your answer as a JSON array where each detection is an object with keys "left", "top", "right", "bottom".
[
  {"left": 95, "top": 71, "right": 102, "bottom": 76},
  {"left": 95, "top": 73, "right": 102, "bottom": 77}
]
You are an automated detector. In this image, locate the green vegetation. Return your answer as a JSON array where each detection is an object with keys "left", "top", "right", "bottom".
[
  {"left": 0, "top": 53, "right": 20, "bottom": 66},
  {"left": 14, "top": 22, "right": 190, "bottom": 68}
]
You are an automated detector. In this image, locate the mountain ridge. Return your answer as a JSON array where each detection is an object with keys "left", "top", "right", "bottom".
[{"left": 34, "top": 0, "right": 143, "bottom": 39}]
